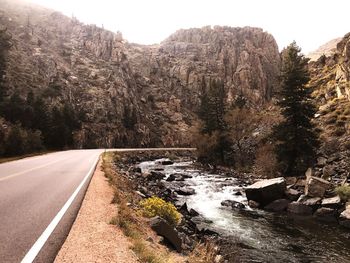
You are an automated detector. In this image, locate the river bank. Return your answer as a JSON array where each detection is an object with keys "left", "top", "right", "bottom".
[{"left": 112, "top": 150, "right": 350, "bottom": 263}]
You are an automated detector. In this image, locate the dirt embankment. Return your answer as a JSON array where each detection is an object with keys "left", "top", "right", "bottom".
[{"left": 54, "top": 158, "right": 138, "bottom": 263}]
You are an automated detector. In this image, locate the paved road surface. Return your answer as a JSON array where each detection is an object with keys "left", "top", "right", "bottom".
[
  {"left": 0, "top": 150, "right": 102, "bottom": 263},
  {"left": 0, "top": 148, "right": 194, "bottom": 263}
]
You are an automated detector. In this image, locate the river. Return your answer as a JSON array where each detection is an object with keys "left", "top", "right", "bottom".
[{"left": 139, "top": 158, "right": 350, "bottom": 263}]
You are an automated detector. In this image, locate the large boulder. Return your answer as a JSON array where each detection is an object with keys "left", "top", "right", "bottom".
[
  {"left": 245, "top": 177, "right": 286, "bottom": 206},
  {"left": 150, "top": 216, "right": 183, "bottom": 252},
  {"left": 285, "top": 188, "right": 301, "bottom": 201},
  {"left": 287, "top": 202, "right": 313, "bottom": 215},
  {"left": 148, "top": 171, "right": 166, "bottom": 181},
  {"left": 321, "top": 195, "right": 342, "bottom": 208},
  {"left": 313, "top": 207, "right": 337, "bottom": 222},
  {"left": 264, "top": 199, "right": 290, "bottom": 212},
  {"left": 300, "top": 196, "right": 322, "bottom": 207},
  {"left": 305, "top": 176, "right": 330, "bottom": 197}
]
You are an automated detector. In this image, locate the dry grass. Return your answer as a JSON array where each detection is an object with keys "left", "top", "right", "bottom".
[
  {"left": 132, "top": 240, "right": 164, "bottom": 263},
  {"left": 187, "top": 242, "right": 221, "bottom": 263},
  {"left": 102, "top": 152, "right": 175, "bottom": 263}
]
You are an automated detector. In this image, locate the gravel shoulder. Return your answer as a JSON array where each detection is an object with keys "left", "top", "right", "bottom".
[{"left": 54, "top": 158, "right": 138, "bottom": 263}]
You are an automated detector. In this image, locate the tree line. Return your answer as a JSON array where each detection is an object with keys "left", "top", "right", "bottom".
[{"left": 0, "top": 91, "right": 82, "bottom": 156}]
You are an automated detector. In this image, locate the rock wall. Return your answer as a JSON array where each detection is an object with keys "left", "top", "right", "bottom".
[
  {"left": 308, "top": 33, "right": 350, "bottom": 181},
  {"left": 0, "top": 0, "right": 281, "bottom": 148}
]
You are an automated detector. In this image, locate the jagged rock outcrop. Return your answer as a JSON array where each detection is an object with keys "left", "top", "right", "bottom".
[
  {"left": 308, "top": 32, "right": 350, "bottom": 183},
  {"left": 127, "top": 26, "right": 281, "bottom": 107},
  {"left": 0, "top": 0, "right": 281, "bottom": 148}
]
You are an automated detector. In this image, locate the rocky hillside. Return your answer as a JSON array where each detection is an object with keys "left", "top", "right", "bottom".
[
  {"left": 307, "top": 37, "right": 341, "bottom": 62},
  {"left": 0, "top": 0, "right": 281, "bottom": 148},
  {"left": 308, "top": 33, "right": 350, "bottom": 182}
]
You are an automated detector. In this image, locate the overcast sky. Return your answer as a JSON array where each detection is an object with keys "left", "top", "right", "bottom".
[{"left": 27, "top": 0, "right": 349, "bottom": 53}]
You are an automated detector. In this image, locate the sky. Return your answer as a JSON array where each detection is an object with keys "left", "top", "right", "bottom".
[{"left": 26, "top": 0, "right": 350, "bottom": 53}]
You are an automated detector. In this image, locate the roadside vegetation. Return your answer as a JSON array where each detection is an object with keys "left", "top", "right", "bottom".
[
  {"left": 102, "top": 152, "right": 180, "bottom": 263},
  {"left": 102, "top": 152, "right": 221, "bottom": 263},
  {"left": 140, "top": 196, "right": 182, "bottom": 226}
]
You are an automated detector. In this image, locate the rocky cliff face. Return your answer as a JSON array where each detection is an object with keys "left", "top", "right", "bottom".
[
  {"left": 308, "top": 33, "right": 350, "bottom": 181},
  {"left": 0, "top": 0, "right": 281, "bottom": 148},
  {"left": 127, "top": 26, "right": 280, "bottom": 106}
]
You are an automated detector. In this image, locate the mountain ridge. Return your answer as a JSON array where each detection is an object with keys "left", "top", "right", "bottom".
[{"left": 0, "top": 0, "right": 281, "bottom": 149}]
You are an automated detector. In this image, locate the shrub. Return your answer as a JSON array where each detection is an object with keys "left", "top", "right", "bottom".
[
  {"left": 140, "top": 196, "right": 181, "bottom": 226},
  {"left": 255, "top": 143, "right": 278, "bottom": 178},
  {"left": 335, "top": 185, "right": 350, "bottom": 201},
  {"left": 132, "top": 240, "right": 164, "bottom": 263}
]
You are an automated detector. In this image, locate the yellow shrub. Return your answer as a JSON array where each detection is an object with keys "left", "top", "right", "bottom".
[
  {"left": 140, "top": 197, "right": 181, "bottom": 226},
  {"left": 335, "top": 185, "right": 350, "bottom": 201}
]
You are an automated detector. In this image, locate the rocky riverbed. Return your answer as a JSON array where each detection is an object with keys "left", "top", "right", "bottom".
[{"left": 113, "top": 151, "right": 350, "bottom": 262}]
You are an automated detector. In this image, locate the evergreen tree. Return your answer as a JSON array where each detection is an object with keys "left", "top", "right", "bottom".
[
  {"left": 273, "top": 42, "right": 319, "bottom": 176},
  {"left": 198, "top": 76, "right": 209, "bottom": 128},
  {"left": 200, "top": 79, "right": 227, "bottom": 134},
  {"left": 122, "top": 105, "right": 137, "bottom": 129},
  {"left": 47, "top": 106, "right": 67, "bottom": 149},
  {"left": 0, "top": 27, "right": 12, "bottom": 103},
  {"left": 5, "top": 124, "right": 25, "bottom": 156},
  {"left": 2, "top": 92, "right": 26, "bottom": 124},
  {"left": 197, "top": 78, "right": 230, "bottom": 163},
  {"left": 32, "top": 97, "right": 49, "bottom": 133}
]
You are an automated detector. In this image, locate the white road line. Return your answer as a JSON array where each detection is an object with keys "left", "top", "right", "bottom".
[{"left": 20, "top": 153, "right": 101, "bottom": 263}]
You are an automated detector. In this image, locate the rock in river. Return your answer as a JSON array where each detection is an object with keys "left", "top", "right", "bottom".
[
  {"left": 175, "top": 187, "right": 196, "bottom": 196},
  {"left": 264, "top": 199, "right": 290, "bottom": 212},
  {"left": 221, "top": 200, "right": 245, "bottom": 210},
  {"left": 287, "top": 202, "right": 313, "bottom": 215},
  {"left": 245, "top": 177, "right": 286, "bottom": 206},
  {"left": 148, "top": 171, "right": 166, "bottom": 181},
  {"left": 313, "top": 207, "right": 337, "bottom": 223}
]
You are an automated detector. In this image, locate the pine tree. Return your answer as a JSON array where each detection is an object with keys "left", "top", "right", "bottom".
[
  {"left": 273, "top": 42, "right": 319, "bottom": 176},
  {"left": 122, "top": 105, "right": 137, "bottom": 129},
  {"left": 5, "top": 124, "right": 25, "bottom": 156},
  {"left": 196, "top": 78, "right": 230, "bottom": 164},
  {"left": 0, "top": 27, "right": 12, "bottom": 103}
]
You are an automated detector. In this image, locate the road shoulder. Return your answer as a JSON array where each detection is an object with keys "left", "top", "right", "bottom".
[{"left": 54, "top": 158, "right": 138, "bottom": 263}]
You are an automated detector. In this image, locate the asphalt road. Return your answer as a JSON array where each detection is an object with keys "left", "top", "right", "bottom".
[
  {"left": 0, "top": 148, "right": 195, "bottom": 263},
  {"left": 0, "top": 150, "right": 102, "bottom": 263}
]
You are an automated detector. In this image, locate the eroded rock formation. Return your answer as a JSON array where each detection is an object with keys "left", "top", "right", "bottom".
[{"left": 0, "top": 0, "right": 281, "bottom": 147}]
